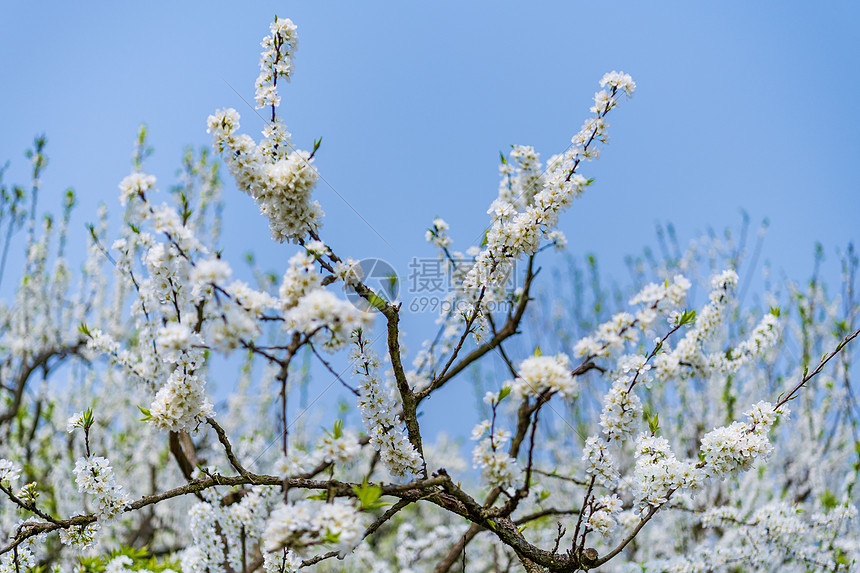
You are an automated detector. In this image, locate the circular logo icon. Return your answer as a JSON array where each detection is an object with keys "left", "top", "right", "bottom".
[{"left": 343, "top": 258, "right": 399, "bottom": 311}]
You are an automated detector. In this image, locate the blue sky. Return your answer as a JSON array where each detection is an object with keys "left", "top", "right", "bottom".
[{"left": 2, "top": 2, "right": 858, "bottom": 443}]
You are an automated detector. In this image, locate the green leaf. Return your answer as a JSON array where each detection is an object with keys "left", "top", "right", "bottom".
[
  {"left": 137, "top": 406, "right": 152, "bottom": 421},
  {"left": 307, "top": 492, "right": 328, "bottom": 500},
  {"left": 648, "top": 412, "right": 660, "bottom": 435},
  {"left": 678, "top": 309, "right": 696, "bottom": 326},
  {"left": 533, "top": 346, "right": 542, "bottom": 357},
  {"left": 769, "top": 306, "right": 781, "bottom": 317},
  {"left": 499, "top": 151, "right": 507, "bottom": 165},
  {"left": 82, "top": 408, "right": 95, "bottom": 429},
  {"left": 833, "top": 319, "right": 848, "bottom": 337},
  {"left": 351, "top": 477, "right": 391, "bottom": 510},
  {"left": 497, "top": 385, "right": 512, "bottom": 402},
  {"left": 819, "top": 489, "right": 838, "bottom": 511},
  {"left": 321, "top": 528, "right": 341, "bottom": 544},
  {"left": 313, "top": 137, "right": 323, "bottom": 155},
  {"left": 481, "top": 229, "right": 489, "bottom": 247}
]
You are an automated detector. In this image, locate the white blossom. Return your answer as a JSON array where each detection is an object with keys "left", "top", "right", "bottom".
[
  {"left": 699, "top": 401, "right": 787, "bottom": 478},
  {"left": 118, "top": 172, "right": 156, "bottom": 206},
  {"left": 353, "top": 338, "right": 423, "bottom": 477},
  {"left": 263, "top": 499, "right": 364, "bottom": 558},
  {"left": 72, "top": 455, "right": 131, "bottom": 521},
  {"left": 510, "top": 353, "right": 577, "bottom": 399},
  {"left": 0, "top": 459, "right": 21, "bottom": 483}
]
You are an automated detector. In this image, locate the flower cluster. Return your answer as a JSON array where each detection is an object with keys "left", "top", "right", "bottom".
[
  {"left": 145, "top": 202, "right": 206, "bottom": 253},
  {"left": 699, "top": 401, "right": 786, "bottom": 478},
  {"left": 582, "top": 436, "right": 620, "bottom": 487},
  {"left": 155, "top": 322, "right": 201, "bottom": 362},
  {"left": 118, "top": 172, "right": 156, "bottom": 206},
  {"left": 599, "top": 382, "right": 642, "bottom": 443},
  {"left": 425, "top": 217, "right": 452, "bottom": 251},
  {"left": 352, "top": 338, "right": 423, "bottom": 477},
  {"left": 653, "top": 270, "right": 739, "bottom": 380},
  {"left": 315, "top": 427, "right": 362, "bottom": 466},
  {"left": 496, "top": 145, "right": 543, "bottom": 210},
  {"left": 182, "top": 487, "right": 276, "bottom": 573},
  {"left": 226, "top": 279, "right": 277, "bottom": 315},
  {"left": 393, "top": 522, "right": 470, "bottom": 572},
  {"left": 204, "top": 296, "right": 263, "bottom": 352},
  {"left": 684, "top": 500, "right": 860, "bottom": 571},
  {"left": 149, "top": 352, "right": 214, "bottom": 432},
  {"left": 190, "top": 258, "right": 232, "bottom": 288},
  {"left": 0, "top": 543, "right": 35, "bottom": 573},
  {"left": 471, "top": 423, "right": 522, "bottom": 489},
  {"left": 586, "top": 494, "right": 624, "bottom": 537},
  {"left": 58, "top": 523, "right": 101, "bottom": 550},
  {"left": 462, "top": 72, "right": 635, "bottom": 304},
  {"left": 183, "top": 501, "right": 230, "bottom": 573},
  {"left": 699, "top": 504, "right": 742, "bottom": 528},
  {"left": 706, "top": 311, "right": 780, "bottom": 374},
  {"left": 86, "top": 327, "right": 122, "bottom": 356},
  {"left": 574, "top": 311, "right": 638, "bottom": 358},
  {"left": 262, "top": 549, "right": 302, "bottom": 573},
  {"left": 0, "top": 459, "right": 21, "bottom": 483},
  {"left": 632, "top": 434, "right": 702, "bottom": 512},
  {"left": 284, "top": 289, "right": 371, "bottom": 351},
  {"left": 82, "top": 193, "right": 218, "bottom": 430},
  {"left": 263, "top": 499, "right": 364, "bottom": 558},
  {"left": 812, "top": 503, "right": 858, "bottom": 531},
  {"left": 629, "top": 277, "right": 692, "bottom": 308},
  {"left": 273, "top": 449, "right": 315, "bottom": 478},
  {"left": 72, "top": 455, "right": 131, "bottom": 522},
  {"left": 279, "top": 251, "right": 322, "bottom": 309},
  {"left": 510, "top": 353, "right": 577, "bottom": 399},
  {"left": 255, "top": 18, "right": 298, "bottom": 110},
  {"left": 600, "top": 70, "right": 636, "bottom": 97},
  {"left": 207, "top": 94, "right": 322, "bottom": 243},
  {"left": 574, "top": 275, "right": 693, "bottom": 361}
]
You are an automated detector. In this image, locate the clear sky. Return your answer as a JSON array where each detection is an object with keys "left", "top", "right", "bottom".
[{"left": 2, "top": 2, "right": 858, "bottom": 443}]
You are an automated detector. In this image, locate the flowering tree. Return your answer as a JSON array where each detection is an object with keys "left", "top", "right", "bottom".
[{"left": 1, "top": 16, "right": 858, "bottom": 573}]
